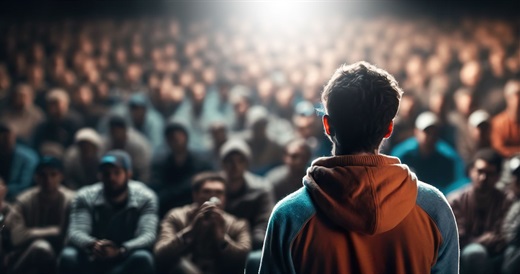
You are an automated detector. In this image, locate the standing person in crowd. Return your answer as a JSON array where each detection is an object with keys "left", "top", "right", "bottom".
[
  {"left": 0, "top": 122, "right": 39, "bottom": 200},
  {"left": 266, "top": 138, "right": 312, "bottom": 202},
  {"left": 502, "top": 155, "right": 520, "bottom": 274},
  {"left": 391, "top": 111, "right": 467, "bottom": 194},
  {"left": 151, "top": 122, "right": 213, "bottom": 217},
  {"left": 102, "top": 116, "right": 152, "bottom": 183},
  {"left": 154, "top": 172, "right": 251, "bottom": 274},
  {"left": 219, "top": 139, "right": 274, "bottom": 250},
  {"left": 0, "top": 83, "right": 44, "bottom": 144},
  {"left": 32, "top": 88, "right": 83, "bottom": 153},
  {"left": 258, "top": 62, "right": 459, "bottom": 274},
  {"left": 5, "top": 156, "right": 74, "bottom": 274},
  {"left": 491, "top": 80, "right": 520, "bottom": 158},
  {"left": 63, "top": 128, "right": 103, "bottom": 190},
  {"left": 448, "top": 149, "right": 513, "bottom": 274},
  {"left": 58, "top": 150, "right": 157, "bottom": 274}
]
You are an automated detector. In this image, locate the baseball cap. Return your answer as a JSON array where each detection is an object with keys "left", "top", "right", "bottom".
[
  {"left": 75, "top": 128, "right": 102, "bottom": 148},
  {"left": 219, "top": 139, "right": 251, "bottom": 162},
  {"left": 246, "top": 106, "right": 269, "bottom": 127},
  {"left": 35, "top": 156, "right": 63, "bottom": 173},
  {"left": 415, "top": 111, "right": 440, "bottom": 131},
  {"left": 99, "top": 150, "right": 132, "bottom": 171},
  {"left": 468, "top": 110, "right": 490, "bottom": 128},
  {"left": 295, "top": 101, "right": 316, "bottom": 117},
  {"left": 128, "top": 93, "right": 149, "bottom": 108}
]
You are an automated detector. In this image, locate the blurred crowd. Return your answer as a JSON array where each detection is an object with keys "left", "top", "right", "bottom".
[{"left": 0, "top": 13, "right": 519, "bottom": 274}]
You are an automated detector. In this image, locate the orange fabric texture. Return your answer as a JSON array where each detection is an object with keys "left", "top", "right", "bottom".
[
  {"left": 491, "top": 111, "right": 520, "bottom": 158},
  {"left": 291, "top": 154, "right": 443, "bottom": 273}
]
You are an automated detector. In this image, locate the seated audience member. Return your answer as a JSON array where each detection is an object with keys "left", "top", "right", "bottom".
[
  {"left": 391, "top": 111, "right": 467, "bottom": 194},
  {"left": 171, "top": 82, "right": 224, "bottom": 153},
  {"left": 292, "top": 100, "right": 330, "bottom": 158},
  {"left": 63, "top": 128, "right": 103, "bottom": 190},
  {"left": 448, "top": 149, "right": 513, "bottom": 274},
  {"left": 151, "top": 122, "right": 213, "bottom": 217},
  {"left": 102, "top": 116, "right": 152, "bottom": 183},
  {"left": 32, "top": 88, "right": 83, "bottom": 153},
  {"left": 0, "top": 83, "right": 44, "bottom": 144},
  {"left": 58, "top": 150, "right": 158, "bottom": 274},
  {"left": 502, "top": 155, "right": 520, "bottom": 274},
  {"left": 266, "top": 138, "right": 312, "bottom": 202},
  {"left": 99, "top": 93, "right": 165, "bottom": 150},
  {"left": 458, "top": 110, "right": 492, "bottom": 165},
  {"left": 219, "top": 139, "right": 274, "bottom": 250},
  {"left": 6, "top": 156, "right": 75, "bottom": 274},
  {"left": 0, "top": 122, "right": 39, "bottom": 200},
  {"left": 245, "top": 106, "right": 284, "bottom": 175},
  {"left": 491, "top": 80, "right": 520, "bottom": 158},
  {"left": 154, "top": 172, "right": 251, "bottom": 274},
  {"left": 208, "top": 121, "right": 229, "bottom": 169}
]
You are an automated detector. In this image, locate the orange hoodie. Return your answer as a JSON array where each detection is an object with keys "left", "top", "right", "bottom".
[{"left": 258, "top": 154, "right": 459, "bottom": 274}]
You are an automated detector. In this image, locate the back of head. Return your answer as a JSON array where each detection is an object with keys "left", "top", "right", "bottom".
[{"left": 321, "top": 61, "right": 403, "bottom": 155}]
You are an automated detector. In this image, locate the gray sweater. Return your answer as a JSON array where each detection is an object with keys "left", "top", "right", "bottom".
[{"left": 66, "top": 180, "right": 158, "bottom": 253}]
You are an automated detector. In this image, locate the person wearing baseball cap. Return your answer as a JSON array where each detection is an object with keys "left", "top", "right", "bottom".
[
  {"left": 219, "top": 139, "right": 274, "bottom": 251},
  {"left": 391, "top": 111, "right": 467, "bottom": 194},
  {"left": 63, "top": 128, "right": 102, "bottom": 190},
  {"left": 6, "top": 156, "right": 75, "bottom": 274},
  {"left": 59, "top": 150, "right": 158, "bottom": 274}
]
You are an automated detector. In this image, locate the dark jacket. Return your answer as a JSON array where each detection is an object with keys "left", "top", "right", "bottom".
[{"left": 225, "top": 172, "right": 274, "bottom": 250}]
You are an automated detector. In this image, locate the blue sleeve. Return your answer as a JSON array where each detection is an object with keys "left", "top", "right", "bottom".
[
  {"left": 8, "top": 146, "right": 38, "bottom": 199},
  {"left": 258, "top": 188, "right": 315, "bottom": 274},
  {"left": 416, "top": 182, "right": 460, "bottom": 274}
]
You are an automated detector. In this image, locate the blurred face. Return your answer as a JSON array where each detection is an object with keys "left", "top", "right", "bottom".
[
  {"left": 193, "top": 180, "right": 226, "bottom": 208},
  {"left": 222, "top": 152, "right": 248, "bottom": 183},
  {"left": 35, "top": 167, "right": 62, "bottom": 193},
  {"left": 166, "top": 130, "right": 188, "bottom": 153},
  {"left": 506, "top": 93, "right": 520, "bottom": 114},
  {"left": 470, "top": 159, "right": 500, "bottom": 192},
  {"left": 78, "top": 141, "right": 98, "bottom": 159},
  {"left": 210, "top": 126, "right": 227, "bottom": 148},
  {"left": 233, "top": 98, "right": 250, "bottom": 117},
  {"left": 130, "top": 106, "right": 146, "bottom": 127},
  {"left": 415, "top": 126, "right": 438, "bottom": 153},
  {"left": 46, "top": 99, "right": 68, "bottom": 120},
  {"left": 285, "top": 144, "right": 310, "bottom": 173},
  {"left": 109, "top": 127, "right": 127, "bottom": 148},
  {"left": 13, "top": 86, "right": 33, "bottom": 109},
  {"left": 99, "top": 165, "right": 129, "bottom": 198}
]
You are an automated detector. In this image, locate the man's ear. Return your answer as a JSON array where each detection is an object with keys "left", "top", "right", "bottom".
[
  {"left": 323, "top": 115, "right": 334, "bottom": 136},
  {"left": 384, "top": 120, "right": 394, "bottom": 139}
]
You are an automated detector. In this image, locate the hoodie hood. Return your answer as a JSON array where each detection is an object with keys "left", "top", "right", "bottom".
[{"left": 304, "top": 154, "right": 418, "bottom": 235}]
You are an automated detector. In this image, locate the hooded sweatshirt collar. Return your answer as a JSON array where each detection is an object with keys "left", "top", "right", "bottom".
[{"left": 304, "top": 154, "right": 418, "bottom": 235}]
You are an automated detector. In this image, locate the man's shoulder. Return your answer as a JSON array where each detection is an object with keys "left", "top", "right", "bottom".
[
  {"left": 128, "top": 180, "right": 157, "bottom": 200},
  {"left": 16, "top": 187, "right": 39, "bottom": 203},
  {"left": 75, "top": 182, "right": 103, "bottom": 199}
]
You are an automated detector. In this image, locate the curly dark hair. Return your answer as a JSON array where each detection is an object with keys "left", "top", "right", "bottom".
[{"left": 321, "top": 61, "right": 403, "bottom": 155}]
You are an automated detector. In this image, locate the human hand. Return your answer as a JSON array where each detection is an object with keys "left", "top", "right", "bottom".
[{"left": 92, "top": 240, "right": 120, "bottom": 261}]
